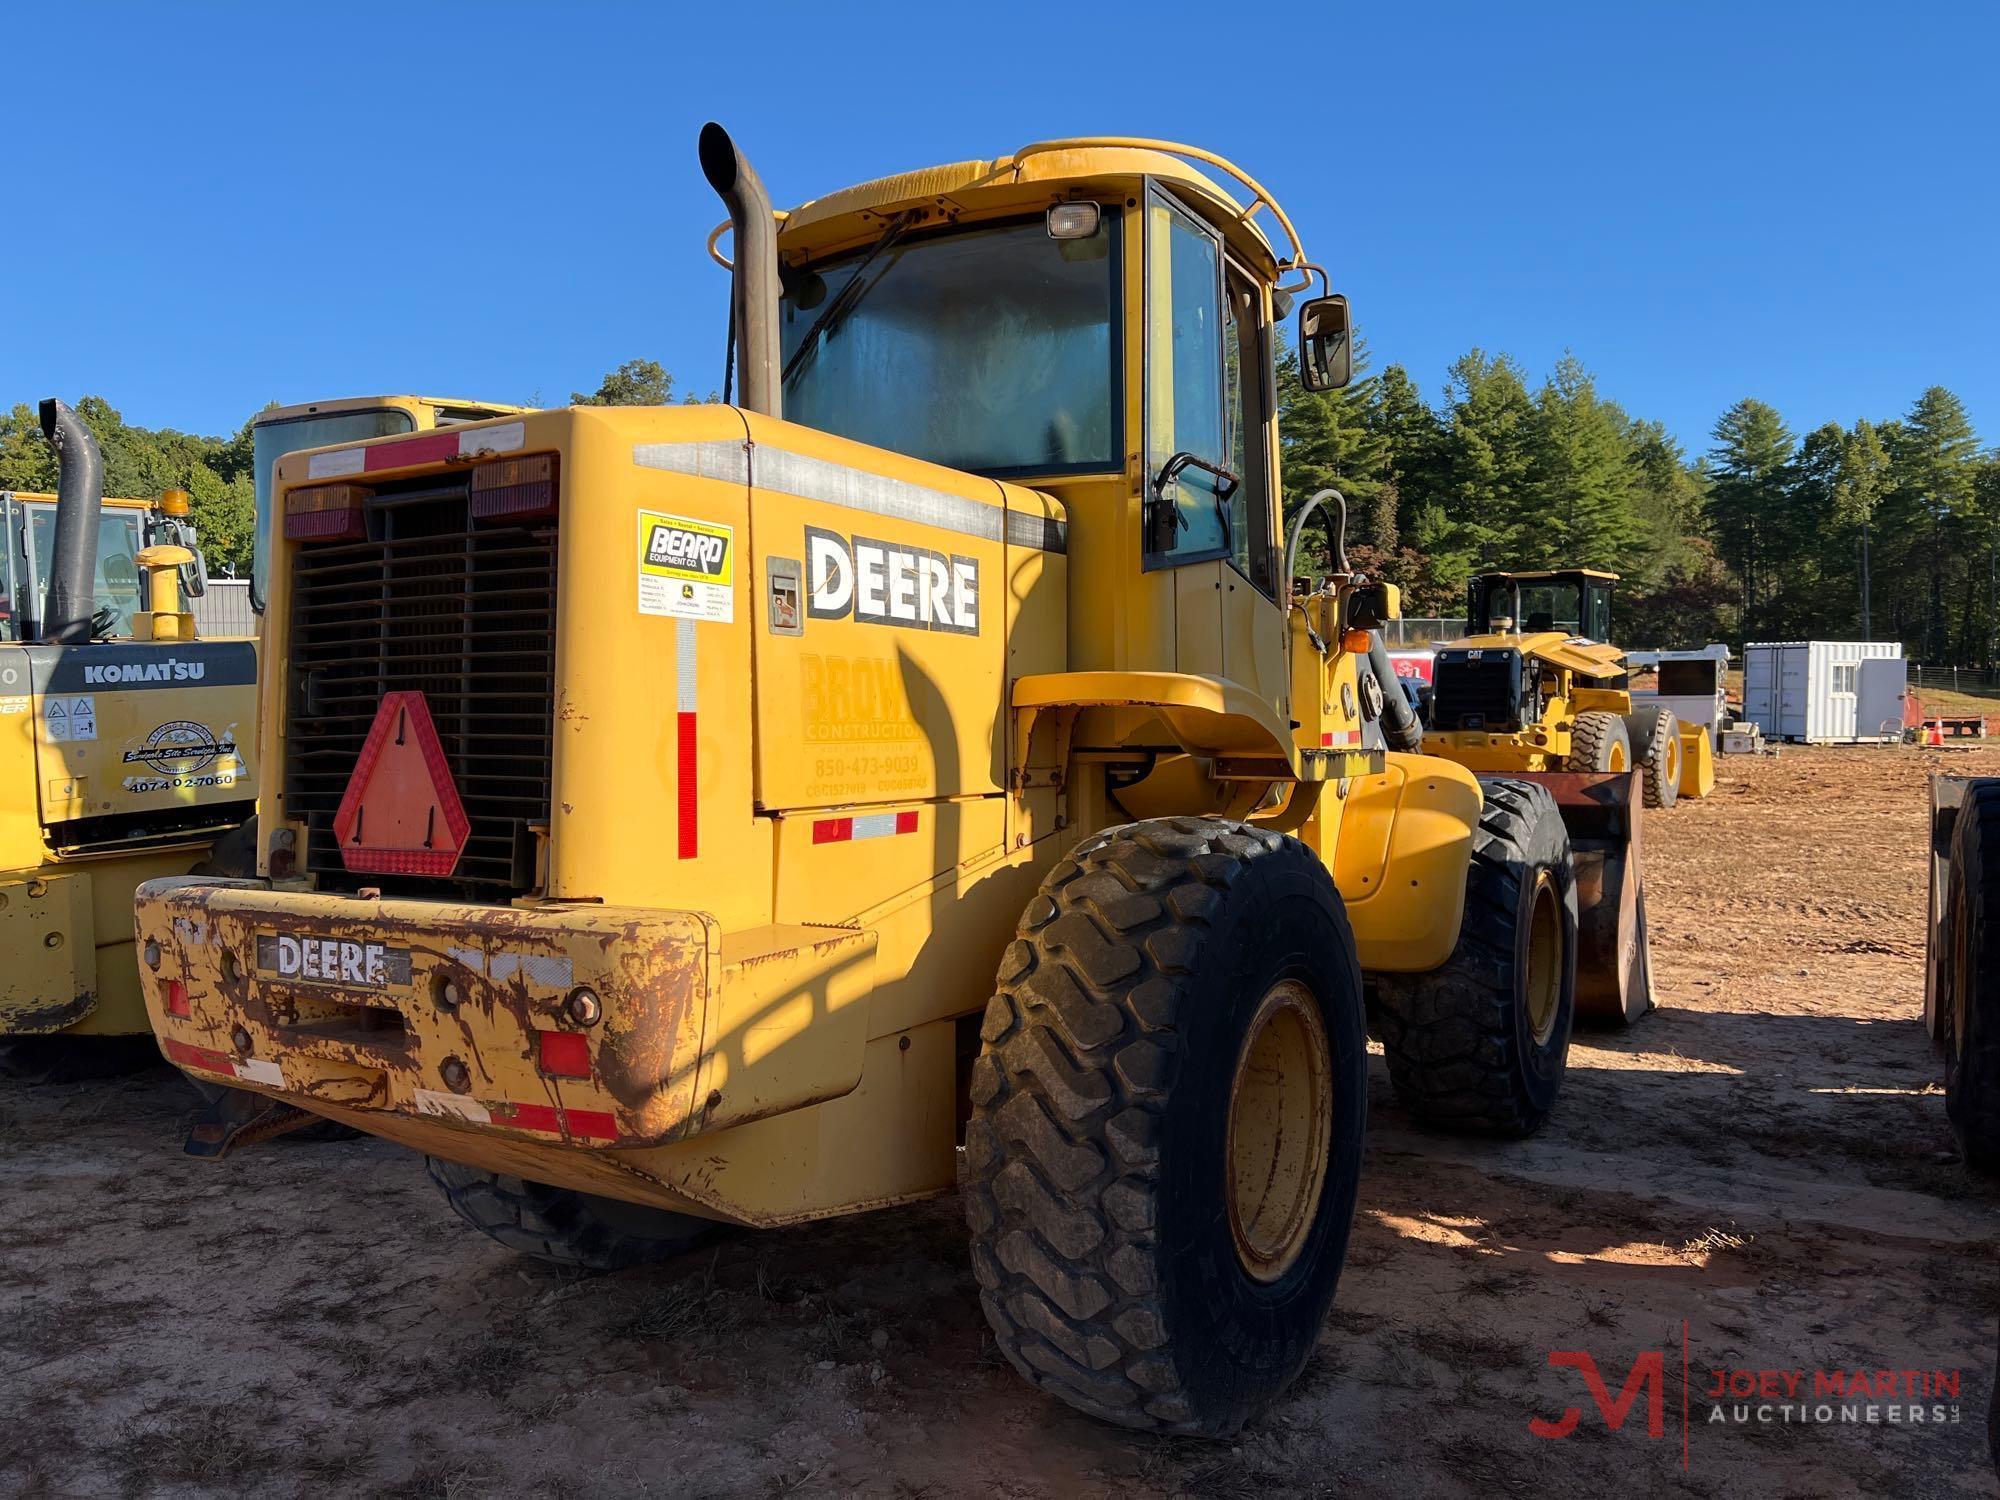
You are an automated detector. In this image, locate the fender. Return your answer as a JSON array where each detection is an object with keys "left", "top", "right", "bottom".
[{"left": 1335, "top": 752, "right": 1482, "bottom": 973}]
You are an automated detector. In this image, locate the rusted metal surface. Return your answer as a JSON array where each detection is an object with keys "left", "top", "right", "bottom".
[
  {"left": 1514, "top": 769, "right": 1653, "bottom": 1025},
  {"left": 137, "top": 876, "right": 713, "bottom": 1148}
]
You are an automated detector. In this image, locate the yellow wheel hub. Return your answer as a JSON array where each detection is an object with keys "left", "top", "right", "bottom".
[
  {"left": 1607, "top": 741, "right": 1628, "bottom": 772},
  {"left": 1525, "top": 871, "right": 1562, "bottom": 1045},
  {"left": 1226, "top": 980, "right": 1333, "bottom": 1283},
  {"left": 1663, "top": 734, "right": 1682, "bottom": 786}
]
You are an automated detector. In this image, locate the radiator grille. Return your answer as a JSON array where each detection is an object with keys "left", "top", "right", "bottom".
[
  {"left": 285, "top": 475, "right": 556, "bottom": 895},
  {"left": 1431, "top": 650, "right": 1523, "bottom": 732}
]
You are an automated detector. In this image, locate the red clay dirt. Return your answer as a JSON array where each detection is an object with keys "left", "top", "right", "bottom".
[{"left": 1, "top": 745, "right": 1995, "bottom": 1496}]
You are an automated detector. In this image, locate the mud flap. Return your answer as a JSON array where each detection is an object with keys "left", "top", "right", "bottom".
[
  {"left": 184, "top": 1086, "right": 325, "bottom": 1159},
  {"left": 1514, "top": 769, "right": 1653, "bottom": 1025}
]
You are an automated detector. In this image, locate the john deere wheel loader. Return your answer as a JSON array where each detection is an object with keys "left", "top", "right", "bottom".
[{"left": 135, "top": 128, "right": 1643, "bottom": 1435}]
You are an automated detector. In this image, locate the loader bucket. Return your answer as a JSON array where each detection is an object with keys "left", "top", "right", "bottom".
[
  {"left": 1516, "top": 769, "right": 1654, "bottom": 1026},
  {"left": 1677, "top": 723, "right": 1716, "bottom": 799}
]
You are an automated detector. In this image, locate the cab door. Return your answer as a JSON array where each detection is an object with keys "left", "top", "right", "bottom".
[{"left": 1142, "top": 186, "right": 1227, "bottom": 679}]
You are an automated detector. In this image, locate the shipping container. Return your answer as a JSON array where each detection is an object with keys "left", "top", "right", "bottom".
[{"left": 1742, "top": 641, "right": 1905, "bottom": 743}]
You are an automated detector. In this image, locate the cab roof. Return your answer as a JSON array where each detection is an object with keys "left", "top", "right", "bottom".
[
  {"left": 1479, "top": 568, "right": 1620, "bottom": 583},
  {"left": 773, "top": 139, "right": 1301, "bottom": 280},
  {"left": 252, "top": 395, "right": 533, "bottom": 427},
  {"left": 4, "top": 490, "right": 154, "bottom": 511}
]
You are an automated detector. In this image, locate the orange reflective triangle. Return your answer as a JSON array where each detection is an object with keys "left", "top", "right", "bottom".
[{"left": 330, "top": 691, "right": 471, "bottom": 876}]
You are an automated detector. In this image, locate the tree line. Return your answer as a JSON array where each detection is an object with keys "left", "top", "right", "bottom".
[
  {"left": 1276, "top": 342, "right": 2000, "bottom": 658},
  {"left": 4, "top": 355, "right": 1992, "bottom": 658}
]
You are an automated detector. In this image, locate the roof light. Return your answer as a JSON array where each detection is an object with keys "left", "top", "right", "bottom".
[
  {"left": 1046, "top": 202, "right": 1101, "bottom": 239},
  {"left": 160, "top": 488, "right": 191, "bottom": 517}
]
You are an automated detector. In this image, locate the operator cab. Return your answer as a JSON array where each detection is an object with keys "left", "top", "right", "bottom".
[
  {"left": 762, "top": 142, "right": 1354, "bottom": 714},
  {"left": 1468, "top": 568, "right": 1616, "bottom": 642}
]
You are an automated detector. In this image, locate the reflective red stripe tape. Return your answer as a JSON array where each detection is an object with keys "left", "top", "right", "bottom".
[
  {"left": 677, "top": 621, "right": 698, "bottom": 859},
  {"left": 163, "top": 1038, "right": 232, "bottom": 1072},
  {"left": 507, "top": 1102, "right": 562, "bottom": 1134},
  {"left": 565, "top": 1108, "right": 617, "bottom": 1141},
  {"left": 364, "top": 430, "right": 460, "bottom": 471},
  {"left": 811, "top": 810, "right": 920, "bottom": 842}
]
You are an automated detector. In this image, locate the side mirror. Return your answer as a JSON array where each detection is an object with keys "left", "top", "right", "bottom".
[
  {"left": 1346, "top": 581, "right": 1401, "bottom": 631},
  {"left": 1298, "top": 294, "right": 1353, "bottom": 392}
]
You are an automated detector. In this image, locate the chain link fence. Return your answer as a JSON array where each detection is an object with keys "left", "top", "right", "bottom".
[{"left": 1910, "top": 664, "right": 2000, "bottom": 702}]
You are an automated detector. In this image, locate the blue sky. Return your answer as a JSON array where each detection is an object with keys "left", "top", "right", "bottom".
[{"left": 6, "top": 1, "right": 1994, "bottom": 456}]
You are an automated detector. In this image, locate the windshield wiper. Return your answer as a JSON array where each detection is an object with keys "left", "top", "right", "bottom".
[{"left": 781, "top": 209, "right": 920, "bottom": 387}]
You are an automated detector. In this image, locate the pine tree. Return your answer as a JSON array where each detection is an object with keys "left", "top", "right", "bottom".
[{"left": 1705, "top": 398, "right": 1795, "bottom": 633}]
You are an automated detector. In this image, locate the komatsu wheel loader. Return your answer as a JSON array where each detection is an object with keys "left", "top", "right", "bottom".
[
  {"left": 134, "top": 127, "right": 1645, "bottom": 1435},
  {"left": 0, "top": 402, "right": 256, "bottom": 1059}
]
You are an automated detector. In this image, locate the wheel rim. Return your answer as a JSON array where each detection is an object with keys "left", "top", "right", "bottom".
[
  {"left": 1525, "top": 871, "right": 1563, "bottom": 1046},
  {"left": 1225, "top": 980, "right": 1334, "bottom": 1284},
  {"left": 1663, "top": 734, "right": 1682, "bottom": 787},
  {"left": 1607, "top": 741, "right": 1628, "bottom": 772}
]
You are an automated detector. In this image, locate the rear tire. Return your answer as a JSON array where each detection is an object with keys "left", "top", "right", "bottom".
[
  {"left": 427, "top": 1159, "right": 726, "bottom": 1271},
  {"left": 964, "top": 817, "right": 1367, "bottom": 1437},
  {"left": 1942, "top": 783, "right": 2000, "bottom": 1172},
  {"left": 1634, "top": 708, "right": 1682, "bottom": 810},
  {"left": 1568, "top": 711, "right": 1631, "bottom": 774},
  {"left": 1373, "top": 779, "right": 1579, "bottom": 1136}
]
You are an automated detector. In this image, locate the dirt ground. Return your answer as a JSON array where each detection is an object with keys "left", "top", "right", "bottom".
[{"left": 4, "top": 745, "right": 1997, "bottom": 1498}]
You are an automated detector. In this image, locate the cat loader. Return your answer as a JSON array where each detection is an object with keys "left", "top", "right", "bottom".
[{"left": 136, "top": 127, "right": 1644, "bottom": 1436}]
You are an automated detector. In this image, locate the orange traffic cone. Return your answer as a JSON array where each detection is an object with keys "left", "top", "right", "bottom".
[{"left": 1926, "top": 720, "right": 1944, "bottom": 747}]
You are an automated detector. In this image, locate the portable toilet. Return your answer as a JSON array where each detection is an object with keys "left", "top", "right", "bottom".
[{"left": 1742, "top": 641, "right": 1906, "bottom": 743}]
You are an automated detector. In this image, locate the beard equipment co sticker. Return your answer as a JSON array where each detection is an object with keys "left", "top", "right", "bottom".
[{"left": 638, "top": 510, "right": 734, "bottom": 623}]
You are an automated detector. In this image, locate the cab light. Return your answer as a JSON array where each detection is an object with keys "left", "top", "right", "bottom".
[
  {"left": 471, "top": 454, "right": 559, "bottom": 522},
  {"left": 165, "top": 979, "right": 190, "bottom": 1018},
  {"left": 284, "top": 483, "right": 369, "bottom": 541},
  {"left": 1046, "top": 202, "right": 1101, "bottom": 239},
  {"left": 538, "top": 1029, "right": 591, "bottom": 1078},
  {"left": 160, "top": 488, "right": 191, "bottom": 517}
]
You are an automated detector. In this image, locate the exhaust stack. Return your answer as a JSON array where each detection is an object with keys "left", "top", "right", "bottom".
[
  {"left": 699, "top": 122, "right": 783, "bottom": 419},
  {"left": 38, "top": 398, "right": 104, "bottom": 644}
]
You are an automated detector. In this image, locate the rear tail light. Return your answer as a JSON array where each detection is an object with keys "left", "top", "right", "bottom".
[
  {"left": 537, "top": 1029, "right": 591, "bottom": 1078},
  {"left": 164, "top": 979, "right": 190, "bottom": 1018},
  {"left": 471, "top": 454, "right": 559, "bottom": 521},
  {"left": 285, "top": 483, "right": 369, "bottom": 541}
]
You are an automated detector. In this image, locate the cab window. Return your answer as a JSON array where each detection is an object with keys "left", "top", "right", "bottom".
[
  {"left": 24, "top": 504, "right": 145, "bottom": 637},
  {"left": 1144, "top": 188, "right": 1231, "bottom": 565},
  {"left": 1223, "top": 263, "right": 1277, "bottom": 597}
]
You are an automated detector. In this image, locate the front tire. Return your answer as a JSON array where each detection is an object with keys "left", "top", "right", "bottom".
[
  {"left": 427, "top": 1160, "right": 725, "bottom": 1271},
  {"left": 1568, "top": 711, "right": 1631, "bottom": 773},
  {"left": 964, "top": 817, "right": 1367, "bottom": 1437},
  {"left": 1632, "top": 708, "right": 1682, "bottom": 809},
  {"left": 1943, "top": 783, "right": 2000, "bottom": 1172},
  {"left": 1373, "top": 779, "right": 1579, "bottom": 1136}
]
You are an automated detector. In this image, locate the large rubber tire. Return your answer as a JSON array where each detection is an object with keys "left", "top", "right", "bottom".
[
  {"left": 964, "top": 817, "right": 1367, "bottom": 1437},
  {"left": 1942, "top": 782, "right": 2000, "bottom": 1172},
  {"left": 1373, "top": 779, "right": 1579, "bottom": 1136},
  {"left": 1631, "top": 708, "right": 1681, "bottom": 810},
  {"left": 1567, "top": 710, "right": 1632, "bottom": 773},
  {"left": 426, "top": 1159, "right": 726, "bottom": 1271}
]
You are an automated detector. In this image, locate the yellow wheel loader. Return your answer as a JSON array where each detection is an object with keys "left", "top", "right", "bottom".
[
  {"left": 0, "top": 402, "right": 258, "bottom": 1078},
  {"left": 1426, "top": 567, "right": 1713, "bottom": 811},
  {"left": 135, "top": 128, "right": 1640, "bottom": 1435}
]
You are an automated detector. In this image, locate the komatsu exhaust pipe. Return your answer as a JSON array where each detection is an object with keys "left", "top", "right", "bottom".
[
  {"left": 699, "top": 122, "right": 783, "bottom": 420},
  {"left": 38, "top": 398, "right": 104, "bottom": 644}
]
